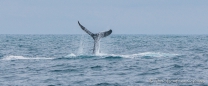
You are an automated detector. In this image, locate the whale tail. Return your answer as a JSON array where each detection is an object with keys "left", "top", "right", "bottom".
[
  {"left": 78, "top": 21, "right": 112, "bottom": 54},
  {"left": 78, "top": 21, "right": 112, "bottom": 40}
]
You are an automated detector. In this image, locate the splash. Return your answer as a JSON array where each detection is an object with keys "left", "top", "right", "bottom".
[
  {"left": 96, "top": 52, "right": 179, "bottom": 58},
  {"left": 137, "top": 52, "right": 179, "bottom": 57},
  {"left": 94, "top": 33, "right": 102, "bottom": 55},
  {"left": 77, "top": 34, "right": 84, "bottom": 55},
  {"left": 2, "top": 55, "right": 53, "bottom": 60},
  {"left": 63, "top": 52, "right": 179, "bottom": 59},
  {"left": 65, "top": 53, "right": 76, "bottom": 58}
]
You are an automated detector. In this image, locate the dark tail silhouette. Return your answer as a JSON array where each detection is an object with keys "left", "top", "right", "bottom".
[{"left": 78, "top": 21, "right": 112, "bottom": 54}]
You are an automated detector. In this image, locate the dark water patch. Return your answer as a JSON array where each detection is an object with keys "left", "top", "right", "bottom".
[
  {"left": 73, "top": 80, "right": 87, "bottom": 85},
  {"left": 138, "top": 71, "right": 161, "bottom": 76},
  {"left": 203, "top": 54, "right": 208, "bottom": 57},
  {"left": 171, "top": 56, "right": 183, "bottom": 61},
  {"left": 189, "top": 47, "right": 207, "bottom": 53},
  {"left": 173, "top": 64, "right": 183, "bottom": 68},
  {"left": 18, "top": 38, "right": 23, "bottom": 41},
  {"left": 104, "top": 56, "right": 122, "bottom": 60},
  {"left": 94, "top": 82, "right": 121, "bottom": 86},
  {"left": 50, "top": 64, "right": 66, "bottom": 68},
  {"left": 53, "top": 57, "right": 74, "bottom": 60},
  {"left": 48, "top": 85, "right": 55, "bottom": 86},
  {"left": 192, "top": 64, "right": 204, "bottom": 68},
  {"left": 77, "top": 55, "right": 98, "bottom": 59},
  {"left": 0, "top": 54, "right": 3, "bottom": 58},
  {"left": 18, "top": 44, "right": 23, "bottom": 48},
  {"left": 50, "top": 68, "right": 78, "bottom": 73},
  {"left": 141, "top": 56, "right": 154, "bottom": 59},
  {"left": 203, "top": 58, "right": 208, "bottom": 63},
  {"left": 150, "top": 67, "right": 160, "bottom": 71},
  {"left": 172, "top": 70, "right": 185, "bottom": 76},
  {"left": 91, "top": 65, "right": 102, "bottom": 71},
  {"left": 135, "top": 80, "right": 145, "bottom": 83},
  {"left": 116, "top": 72, "right": 127, "bottom": 75}
]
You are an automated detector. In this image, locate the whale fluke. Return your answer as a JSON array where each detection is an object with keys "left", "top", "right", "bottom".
[
  {"left": 78, "top": 21, "right": 112, "bottom": 54},
  {"left": 78, "top": 21, "right": 94, "bottom": 37}
]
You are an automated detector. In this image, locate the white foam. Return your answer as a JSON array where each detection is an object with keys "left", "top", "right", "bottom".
[
  {"left": 137, "top": 52, "right": 179, "bottom": 57},
  {"left": 2, "top": 55, "right": 53, "bottom": 60},
  {"left": 95, "top": 52, "right": 179, "bottom": 58},
  {"left": 95, "top": 53, "right": 135, "bottom": 58},
  {"left": 64, "top": 53, "right": 77, "bottom": 58},
  {"left": 59, "top": 52, "right": 179, "bottom": 59}
]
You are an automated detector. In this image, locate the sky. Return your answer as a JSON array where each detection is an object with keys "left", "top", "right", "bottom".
[{"left": 0, "top": 0, "right": 208, "bottom": 34}]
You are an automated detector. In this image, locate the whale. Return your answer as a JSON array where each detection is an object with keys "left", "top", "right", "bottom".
[{"left": 78, "top": 21, "right": 112, "bottom": 55}]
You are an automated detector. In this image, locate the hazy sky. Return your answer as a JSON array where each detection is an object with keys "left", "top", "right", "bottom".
[{"left": 0, "top": 0, "right": 208, "bottom": 34}]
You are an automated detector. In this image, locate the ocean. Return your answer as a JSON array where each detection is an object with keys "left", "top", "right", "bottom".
[{"left": 0, "top": 34, "right": 207, "bottom": 86}]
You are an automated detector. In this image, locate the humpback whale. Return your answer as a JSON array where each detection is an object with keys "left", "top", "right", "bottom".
[{"left": 78, "top": 21, "right": 112, "bottom": 55}]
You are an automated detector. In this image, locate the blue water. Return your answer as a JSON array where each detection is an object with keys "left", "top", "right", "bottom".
[{"left": 0, "top": 34, "right": 207, "bottom": 86}]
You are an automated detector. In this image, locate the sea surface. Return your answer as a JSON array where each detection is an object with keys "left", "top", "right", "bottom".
[{"left": 0, "top": 34, "right": 208, "bottom": 86}]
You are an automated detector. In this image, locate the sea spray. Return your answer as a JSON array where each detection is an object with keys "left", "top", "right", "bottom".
[{"left": 77, "top": 34, "right": 84, "bottom": 55}]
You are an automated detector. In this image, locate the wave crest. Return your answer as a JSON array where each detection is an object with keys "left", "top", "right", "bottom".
[
  {"left": 63, "top": 52, "right": 179, "bottom": 59},
  {"left": 2, "top": 55, "right": 53, "bottom": 60}
]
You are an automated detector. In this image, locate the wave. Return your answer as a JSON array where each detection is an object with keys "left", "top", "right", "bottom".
[
  {"left": 96, "top": 52, "right": 178, "bottom": 58},
  {"left": 63, "top": 52, "right": 179, "bottom": 59},
  {"left": 1, "top": 55, "right": 53, "bottom": 60},
  {"left": 65, "top": 53, "right": 77, "bottom": 57},
  {"left": 134, "top": 52, "right": 179, "bottom": 58},
  {"left": 1, "top": 52, "right": 179, "bottom": 60}
]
